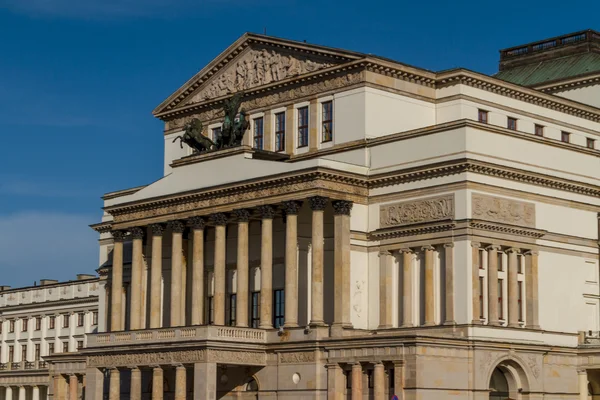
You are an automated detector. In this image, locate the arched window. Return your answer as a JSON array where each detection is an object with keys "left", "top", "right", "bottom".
[
  {"left": 489, "top": 368, "right": 509, "bottom": 400},
  {"left": 246, "top": 377, "right": 259, "bottom": 391}
]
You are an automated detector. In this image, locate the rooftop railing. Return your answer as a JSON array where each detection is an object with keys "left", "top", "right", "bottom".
[{"left": 501, "top": 30, "right": 600, "bottom": 59}]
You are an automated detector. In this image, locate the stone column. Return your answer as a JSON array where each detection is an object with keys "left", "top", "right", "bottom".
[
  {"left": 332, "top": 200, "right": 353, "bottom": 332},
  {"left": 283, "top": 201, "right": 302, "bottom": 328},
  {"left": 393, "top": 362, "right": 403, "bottom": 395},
  {"left": 130, "top": 228, "right": 144, "bottom": 330},
  {"left": 110, "top": 231, "right": 125, "bottom": 332},
  {"left": 326, "top": 363, "right": 344, "bottom": 400},
  {"left": 109, "top": 368, "right": 120, "bottom": 400},
  {"left": 507, "top": 248, "right": 520, "bottom": 328},
  {"left": 578, "top": 369, "right": 588, "bottom": 400},
  {"left": 32, "top": 386, "right": 39, "bottom": 400},
  {"left": 5, "top": 387, "right": 12, "bottom": 400},
  {"left": 471, "top": 242, "right": 482, "bottom": 324},
  {"left": 373, "top": 362, "right": 385, "bottom": 400},
  {"left": 211, "top": 213, "right": 228, "bottom": 326},
  {"left": 259, "top": 205, "right": 275, "bottom": 329},
  {"left": 378, "top": 250, "right": 393, "bottom": 329},
  {"left": 69, "top": 375, "right": 78, "bottom": 400},
  {"left": 149, "top": 224, "right": 164, "bottom": 329},
  {"left": 130, "top": 368, "right": 141, "bottom": 400},
  {"left": 525, "top": 251, "right": 540, "bottom": 329},
  {"left": 351, "top": 363, "right": 362, "bottom": 400},
  {"left": 401, "top": 249, "right": 413, "bottom": 327},
  {"left": 152, "top": 366, "right": 163, "bottom": 400},
  {"left": 444, "top": 243, "right": 456, "bottom": 325},
  {"left": 422, "top": 245, "right": 435, "bottom": 326},
  {"left": 234, "top": 210, "right": 250, "bottom": 328},
  {"left": 54, "top": 375, "right": 67, "bottom": 400},
  {"left": 309, "top": 196, "right": 327, "bottom": 326},
  {"left": 175, "top": 365, "right": 186, "bottom": 400},
  {"left": 487, "top": 245, "right": 501, "bottom": 326},
  {"left": 168, "top": 221, "right": 185, "bottom": 327},
  {"left": 84, "top": 368, "right": 104, "bottom": 400},
  {"left": 18, "top": 386, "right": 25, "bottom": 400},
  {"left": 189, "top": 217, "right": 205, "bottom": 326},
  {"left": 194, "top": 362, "right": 216, "bottom": 400}
]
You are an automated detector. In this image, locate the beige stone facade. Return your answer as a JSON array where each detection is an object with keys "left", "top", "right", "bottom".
[{"left": 44, "top": 31, "right": 600, "bottom": 399}]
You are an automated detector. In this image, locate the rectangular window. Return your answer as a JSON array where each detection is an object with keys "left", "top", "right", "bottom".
[
  {"left": 77, "top": 313, "right": 84, "bottom": 327},
  {"left": 22, "top": 319, "right": 28, "bottom": 332},
  {"left": 534, "top": 124, "right": 544, "bottom": 137},
  {"left": 497, "top": 253, "right": 503, "bottom": 271},
  {"left": 498, "top": 279, "right": 504, "bottom": 320},
  {"left": 561, "top": 131, "right": 570, "bottom": 143},
  {"left": 478, "top": 249, "right": 484, "bottom": 270},
  {"left": 229, "top": 294, "right": 237, "bottom": 326},
  {"left": 297, "top": 106, "right": 309, "bottom": 148},
  {"left": 0, "top": 321, "right": 2, "bottom": 334},
  {"left": 77, "top": 341, "right": 83, "bottom": 350},
  {"left": 49, "top": 316, "right": 55, "bottom": 330},
  {"left": 587, "top": 138, "right": 596, "bottom": 149},
  {"left": 479, "top": 277, "right": 485, "bottom": 319},
  {"left": 8, "top": 346, "right": 14, "bottom": 363},
  {"left": 62, "top": 342, "right": 69, "bottom": 353},
  {"left": 34, "top": 344, "right": 40, "bottom": 361},
  {"left": 253, "top": 117, "right": 264, "bottom": 150},
  {"left": 212, "top": 127, "right": 222, "bottom": 144},
  {"left": 48, "top": 343, "right": 54, "bottom": 355},
  {"left": 274, "top": 112, "right": 286, "bottom": 152},
  {"left": 518, "top": 281, "right": 523, "bottom": 322},
  {"left": 321, "top": 101, "right": 333, "bottom": 142},
  {"left": 273, "top": 289, "right": 285, "bottom": 328},
  {"left": 21, "top": 345, "right": 27, "bottom": 362},
  {"left": 92, "top": 312, "right": 98, "bottom": 326},
  {"left": 478, "top": 109, "right": 488, "bottom": 124},
  {"left": 207, "top": 296, "right": 214, "bottom": 325},
  {"left": 63, "top": 314, "right": 69, "bottom": 328},
  {"left": 9, "top": 320, "right": 15, "bottom": 333},
  {"left": 35, "top": 317, "right": 41, "bottom": 331},
  {"left": 507, "top": 117, "right": 517, "bottom": 130},
  {"left": 517, "top": 255, "right": 523, "bottom": 274},
  {"left": 251, "top": 292, "right": 261, "bottom": 328}
]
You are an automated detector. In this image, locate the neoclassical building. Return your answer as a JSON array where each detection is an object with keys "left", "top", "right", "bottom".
[
  {"left": 78, "top": 30, "right": 600, "bottom": 399},
  {"left": 0, "top": 276, "right": 100, "bottom": 400}
]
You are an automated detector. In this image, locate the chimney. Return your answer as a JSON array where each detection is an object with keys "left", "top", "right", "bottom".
[
  {"left": 39, "top": 279, "right": 59, "bottom": 286},
  {"left": 77, "top": 274, "right": 96, "bottom": 281}
]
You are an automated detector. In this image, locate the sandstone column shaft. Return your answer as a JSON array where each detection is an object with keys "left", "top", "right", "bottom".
[
  {"left": 189, "top": 218, "right": 205, "bottom": 326},
  {"left": 152, "top": 366, "right": 163, "bottom": 400},
  {"left": 130, "top": 368, "right": 141, "bottom": 400},
  {"left": 212, "top": 213, "right": 228, "bottom": 326},
  {"left": 378, "top": 251, "right": 393, "bottom": 329},
  {"left": 32, "top": 386, "right": 39, "bottom": 400},
  {"left": 5, "top": 387, "right": 12, "bottom": 400},
  {"left": 284, "top": 201, "right": 301, "bottom": 328},
  {"left": 54, "top": 375, "right": 67, "bottom": 400},
  {"left": 194, "top": 362, "right": 216, "bottom": 400},
  {"left": 393, "top": 362, "right": 403, "bottom": 394},
  {"left": 309, "top": 197, "right": 327, "bottom": 326},
  {"left": 373, "top": 362, "right": 385, "bottom": 400},
  {"left": 150, "top": 225, "right": 164, "bottom": 329},
  {"left": 401, "top": 249, "right": 413, "bottom": 327},
  {"left": 579, "top": 369, "right": 588, "bottom": 400},
  {"left": 169, "top": 221, "right": 185, "bottom": 327},
  {"left": 351, "top": 363, "right": 362, "bottom": 400},
  {"left": 69, "top": 375, "right": 78, "bottom": 400},
  {"left": 130, "top": 228, "right": 144, "bottom": 330},
  {"left": 109, "top": 369, "right": 120, "bottom": 400},
  {"left": 235, "top": 211, "right": 250, "bottom": 327},
  {"left": 259, "top": 206, "right": 275, "bottom": 329},
  {"left": 423, "top": 245, "right": 435, "bottom": 326},
  {"left": 487, "top": 245, "right": 501, "bottom": 326},
  {"left": 175, "top": 365, "right": 186, "bottom": 400},
  {"left": 508, "top": 248, "right": 520, "bottom": 328},
  {"left": 17, "top": 387, "right": 24, "bottom": 400},
  {"left": 525, "top": 251, "right": 540, "bottom": 329},
  {"left": 326, "top": 364, "right": 344, "bottom": 400},
  {"left": 180, "top": 238, "right": 187, "bottom": 325},
  {"left": 84, "top": 368, "right": 104, "bottom": 400},
  {"left": 332, "top": 200, "right": 353, "bottom": 330},
  {"left": 444, "top": 243, "right": 456, "bottom": 325},
  {"left": 110, "top": 232, "right": 125, "bottom": 332},
  {"left": 471, "top": 242, "right": 482, "bottom": 324}
]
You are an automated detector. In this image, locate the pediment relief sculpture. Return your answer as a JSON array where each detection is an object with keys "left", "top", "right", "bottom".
[{"left": 189, "top": 48, "right": 335, "bottom": 103}]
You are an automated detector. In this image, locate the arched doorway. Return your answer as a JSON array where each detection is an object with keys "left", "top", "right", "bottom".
[
  {"left": 487, "top": 359, "right": 530, "bottom": 400},
  {"left": 489, "top": 368, "right": 510, "bottom": 400}
]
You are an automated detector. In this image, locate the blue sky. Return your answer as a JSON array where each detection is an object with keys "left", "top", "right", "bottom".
[{"left": 0, "top": 0, "right": 598, "bottom": 287}]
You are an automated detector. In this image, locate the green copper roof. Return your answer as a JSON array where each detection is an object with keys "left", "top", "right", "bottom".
[{"left": 495, "top": 52, "right": 600, "bottom": 87}]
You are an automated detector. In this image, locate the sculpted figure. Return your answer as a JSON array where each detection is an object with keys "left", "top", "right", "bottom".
[{"left": 172, "top": 119, "right": 215, "bottom": 153}]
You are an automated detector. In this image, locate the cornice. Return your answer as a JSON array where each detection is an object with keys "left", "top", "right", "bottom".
[
  {"left": 371, "top": 221, "right": 456, "bottom": 240},
  {"left": 0, "top": 296, "right": 99, "bottom": 313},
  {"left": 468, "top": 220, "right": 547, "bottom": 239},
  {"left": 102, "top": 186, "right": 146, "bottom": 201},
  {"left": 533, "top": 72, "right": 600, "bottom": 93},
  {"left": 90, "top": 222, "right": 112, "bottom": 234}
]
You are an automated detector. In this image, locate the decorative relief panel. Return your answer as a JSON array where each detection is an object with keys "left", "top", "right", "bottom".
[
  {"left": 379, "top": 195, "right": 454, "bottom": 228},
  {"left": 87, "top": 349, "right": 266, "bottom": 367},
  {"left": 279, "top": 352, "right": 316, "bottom": 364},
  {"left": 472, "top": 193, "right": 535, "bottom": 227}
]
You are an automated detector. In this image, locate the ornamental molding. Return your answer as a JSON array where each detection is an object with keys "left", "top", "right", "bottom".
[
  {"left": 472, "top": 193, "right": 535, "bottom": 228},
  {"left": 379, "top": 195, "right": 454, "bottom": 228},
  {"left": 469, "top": 220, "right": 546, "bottom": 238},
  {"left": 87, "top": 349, "right": 265, "bottom": 367},
  {"left": 279, "top": 351, "right": 316, "bottom": 364},
  {"left": 372, "top": 222, "right": 456, "bottom": 240},
  {"left": 535, "top": 72, "right": 600, "bottom": 93}
]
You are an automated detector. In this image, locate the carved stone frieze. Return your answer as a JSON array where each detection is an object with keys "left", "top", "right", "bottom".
[
  {"left": 472, "top": 193, "right": 535, "bottom": 227},
  {"left": 379, "top": 195, "right": 454, "bottom": 228},
  {"left": 87, "top": 350, "right": 206, "bottom": 367},
  {"left": 207, "top": 350, "right": 266, "bottom": 365},
  {"left": 279, "top": 352, "right": 316, "bottom": 364}
]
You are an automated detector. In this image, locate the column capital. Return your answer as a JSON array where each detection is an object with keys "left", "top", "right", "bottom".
[
  {"left": 309, "top": 196, "right": 328, "bottom": 211},
  {"left": 188, "top": 216, "right": 205, "bottom": 230},
  {"left": 149, "top": 364, "right": 162, "bottom": 369},
  {"left": 485, "top": 244, "right": 502, "bottom": 251},
  {"left": 258, "top": 205, "right": 276, "bottom": 219},
  {"left": 210, "top": 213, "right": 228, "bottom": 226},
  {"left": 444, "top": 243, "right": 455, "bottom": 249},
  {"left": 233, "top": 209, "right": 251, "bottom": 222},
  {"left": 167, "top": 220, "right": 186, "bottom": 233},
  {"left": 150, "top": 224, "right": 165, "bottom": 236},
  {"left": 332, "top": 200, "right": 353, "bottom": 216},
  {"left": 471, "top": 241, "right": 481, "bottom": 248},
  {"left": 578, "top": 368, "right": 588, "bottom": 375},
  {"left": 174, "top": 364, "right": 186, "bottom": 370},
  {"left": 325, "top": 363, "right": 342, "bottom": 370},
  {"left": 378, "top": 250, "right": 392, "bottom": 257},
  {"left": 129, "top": 366, "right": 140, "bottom": 371},
  {"left": 129, "top": 227, "right": 144, "bottom": 240},
  {"left": 507, "top": 247, "right": 521, "bottom": 254},
  {"left": 282, "top": 200, "right": 303, "bottom": 215},
  {"left": 111, "top": 231, "right": 126, "bottom": 242},
  {"left": 524, "top": 250, "right": 539, "bottom": 256},
  {"left": 399, "top": 248, "right": 413, "bottom": 254},
  {"left": 371, "top": 361, "right": 384, "bottom": 366},
  {"left": 421, "top": 245, "right": 435, "bottom": 252}
]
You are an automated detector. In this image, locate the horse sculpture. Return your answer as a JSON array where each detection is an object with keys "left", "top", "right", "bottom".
[{"left": 172, "top": 118, "right": 216, "bottom": 153}]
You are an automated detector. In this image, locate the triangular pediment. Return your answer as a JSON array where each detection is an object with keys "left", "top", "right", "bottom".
[{"left": 153, "top": 33, "right": 363, "bottom": 117}]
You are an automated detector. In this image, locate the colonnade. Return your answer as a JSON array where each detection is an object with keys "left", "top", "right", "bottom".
[
  {"left": 327, "top": 361, "right": 402, "bottom": 400},
  {"left": 0, "top": 386, "right": 46, "bottom": 400},
  {"left": 52, "top": 373, "right": 82, "bottom": 400},
  {"left": 109, "top": 197, "right": 353, "bottom": 332}
]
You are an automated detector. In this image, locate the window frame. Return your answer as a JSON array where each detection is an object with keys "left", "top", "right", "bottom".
[
  {"left": 250, "top": 291, "right": 261, "bottom": 328},
  {"left": 48, "top": 343, "right": 54, "bottom": 355},
  {"left": 507, "top": 117, "right": 517, "bottom": 131},
  {"left": 49, "top": 316, "right": 55, "bottom": 330},
  {"left": 77, "top": 340, "right": 84, "bottom": 350},
  {"left": 35, "top": 317, "right": 41, "bottom": 331},
  {"left": 22, "top": 318, "right": 28, "bottom": 332},
  {"left": 77, "top": 312, "right": 85, "bottom": 327},
  {"left": 297, "top": 106, "right": 309, "bottom": 148},
  {"left": 273, "top": 289, "right": 285, "bottom": 328},
  {"left": 228, "top": 293, "right": 237, "bottom": 326},
  {"left": 561, "top": 131, "right": 571, "bottom": 143},
  {"left": 321, "top": 100, "right": 333, "bottom": 142},
  {"left": 534, "top": 124, "right": 544, "bottom": 137},
  {"left": 9, "top": 320, "right": 15, "bottom": 333},
  {"left": 252, "top": 116, "right": 264, "bottom": 150},
  {"left": 478, "top": 109, "right": 489, "bottom": 124},
  {"left": 274, "top": 112, "right": 286, "bottom": 152},
  {"left": 498, "top": 279, "right": 504, "bottom": 321},
  {"left": 21, "top": 345, "right": 27, "bottom": 362},
  {"left": 587, "top": 138, "right": 596, "bottom": 149},
  {"left": 8, "top": 346, "right": 14, "bottom": 363},
  {"left": 62, "top": 342, "right": 69, "bottom": 354},
  {"left": 92, "top": 312, "right": 98, "bottom": 326},
  {"left": 211, "top": 126, "right": 222, "bottom": 144},
  {"left": 63, "top": 314, "right": 70, "bottom": 328},
  {"left": 207, "top": 296, "right": 214, "bottom": 325},
  {"left": 34, "top": 344, "right": 40, "bottom": 361},
  {"left": 517, "top": 281, "right": 524, "bottom": 322},
  {"left": 478, "top": 276, "right": 485, "bottom": 320}
]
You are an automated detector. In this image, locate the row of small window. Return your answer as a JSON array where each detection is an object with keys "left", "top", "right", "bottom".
[
  {"left": 206, "top": 289, "right": 285, "bottom": 328},
  {"left": 4, "top": 341, "right": 84, "bottom": 362},
  {"left": 0, "top": 312, "right": 98, "bottom": 334},
  {"left": 477, "top": 109, "right": 596, "bottom": 149},
  {"left": 211, "top": 101, "right": 333, "bottom": 151}
]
